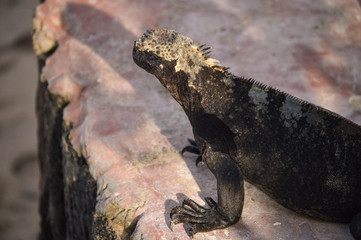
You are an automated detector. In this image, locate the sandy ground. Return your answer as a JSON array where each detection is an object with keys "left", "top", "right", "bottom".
[{"left": 0, "top": 0, "right": 40, "bottom": 239}]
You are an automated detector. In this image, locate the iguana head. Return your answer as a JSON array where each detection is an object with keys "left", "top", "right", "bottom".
[
  {"left": 133, "top": 28, "right": 225, "bottom": 77},
  {"left": 133, "top": 29, "right": 227, "bottom": 106}
]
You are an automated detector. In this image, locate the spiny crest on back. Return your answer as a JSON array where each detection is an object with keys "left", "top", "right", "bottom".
[
  {"left": 134, "top": 29, "right": 229, "bottom": 78},
  {"left": 247, "top": 78, "right": 313, "bottom": 107},
  {"left": 246, "top": 78, "right": 361, "bottom": 128}
]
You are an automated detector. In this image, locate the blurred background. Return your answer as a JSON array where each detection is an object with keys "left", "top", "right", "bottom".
[{"left": 0, "top": 0, "right": 40, "bottom": 239}]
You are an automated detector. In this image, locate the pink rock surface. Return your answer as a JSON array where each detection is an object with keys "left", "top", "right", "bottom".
[{"left": 34, "top": 0, "right": 361, "bottom": 239}]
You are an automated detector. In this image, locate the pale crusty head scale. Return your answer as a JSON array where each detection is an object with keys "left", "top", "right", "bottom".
[{"left": 135, "top": 29, "right": 226, "bottom": 85}]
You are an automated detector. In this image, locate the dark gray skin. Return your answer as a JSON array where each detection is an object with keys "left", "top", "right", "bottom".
[{"left": 132, "top": 29, "right": 361, "bottom": 239}]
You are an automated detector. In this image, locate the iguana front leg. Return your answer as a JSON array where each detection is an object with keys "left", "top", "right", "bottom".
[{"left": 170, "top": 144, "right": 244, "bottom": 235}]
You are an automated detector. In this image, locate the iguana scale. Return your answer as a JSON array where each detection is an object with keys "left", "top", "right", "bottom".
[{"left": 132, "top": 29, "right": 361, "bottom": 239}]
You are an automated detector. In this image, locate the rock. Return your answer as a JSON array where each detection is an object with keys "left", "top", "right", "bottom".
[
  {"left": 34, "top": 0, "right": 361, "bottom": 239},
  {"left": 349, "top": 95, "right": 361, "bottom": 112}
]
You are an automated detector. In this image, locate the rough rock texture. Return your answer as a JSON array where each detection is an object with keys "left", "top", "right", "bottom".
[{"left": 34, "top": 0, "right": 361, "bottom": 239}]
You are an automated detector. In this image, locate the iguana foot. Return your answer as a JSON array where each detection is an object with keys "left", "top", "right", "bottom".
[
  {"left": 170, "top": 198, "right": 233, "bottom": 235},
  {"left": 181, "top": 139, "right": 203, "bottom": 166},
  {"left": 350, "top": 212, "right": 361, "bottom": 240}
]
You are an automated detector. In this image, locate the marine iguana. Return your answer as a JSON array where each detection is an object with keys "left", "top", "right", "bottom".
[{"left": 132, "top": 29, "right": 361, "bottom": 239}]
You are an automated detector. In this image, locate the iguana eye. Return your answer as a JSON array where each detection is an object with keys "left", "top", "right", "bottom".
[{"left": 147, "top": 53, "right": 159, "bottom": 61}]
